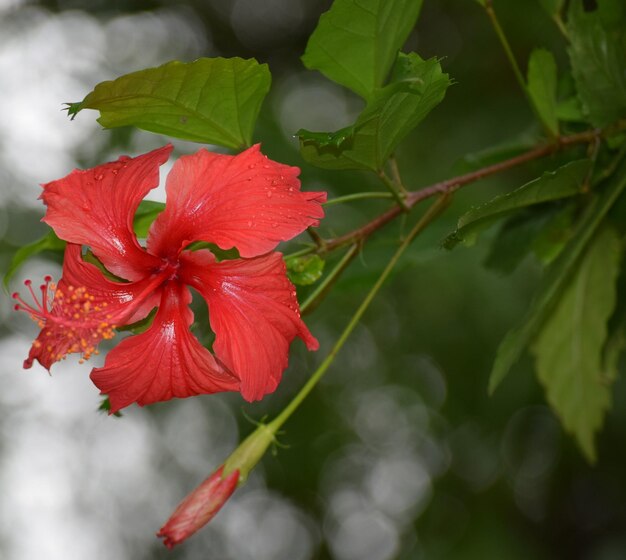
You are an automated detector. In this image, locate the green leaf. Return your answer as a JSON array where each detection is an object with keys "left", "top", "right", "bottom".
[
  {"left": 527, "top": 48, "right": 559, "bottom": 136},
  {"left": 302, "top": 0, "right": 423, "bottom": 100},
  {"left": 602, "top": 327, "right": 626, "bottom": 385},
  {"left": 533, "top": 226, "right": 621, "bottom": 461},
  {"left": 67, "top": 58, "right": 271, "bottom": 150},
  {"left": 299, "top": 54, "right": 450, "bottom": 171},
  {"left": 530, "top": 204, "right": 575, "bottom": 265},
  {"left": 488, "top": 155, "right": 626, "bottom": 393},
  {"left": 4, "top": 231, "right": 66, "bottom": 288},
  {"left": 286, "top": 254, "right": 325, "bottom": 286},
  {"left": 555, "top": 96, "right": 585, "bottom": 123},
  {"left": 484, "top": 205, "right": 574, "bottom": 275},
  {"left": 444, "top": 159, "right": 590, "bottom": 250},
  {"left": 134, "top": 200, "right": 165, "bottom": 238},
  {"left": 567, "top": 0, "right": 626, "bottom": 127},
  {"left": 484, "top": 212, "right": 545, "bottom": 275}
]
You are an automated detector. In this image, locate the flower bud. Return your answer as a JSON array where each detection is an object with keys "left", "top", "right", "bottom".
[
  {"left": 157, "top": 466, "right": 239, "bottom": 549},
  {"left": 157, "top": 422, "right": 277, "bottom": 547}
]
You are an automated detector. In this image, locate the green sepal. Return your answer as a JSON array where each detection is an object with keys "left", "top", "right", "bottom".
[{"left": 98, "top": 397, "right": 123, "bottom": 418}]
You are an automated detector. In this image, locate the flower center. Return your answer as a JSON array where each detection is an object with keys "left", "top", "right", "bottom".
[{"left": 157, "top": 258, "right": 181, "bottom": 280}]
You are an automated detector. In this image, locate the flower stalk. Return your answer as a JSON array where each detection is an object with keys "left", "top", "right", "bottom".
[{"left": 269, "top": 194, "right": 450, "bottom": 431}]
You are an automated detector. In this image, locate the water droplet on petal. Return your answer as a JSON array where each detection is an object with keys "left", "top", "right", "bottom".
[
  {"left": 95, "top": 173, "right": 104, "bottom": 181},
  {"left": 248, "top": 164, "right": 256, "bottom": 169},
  {"left": 266, "top": 191, "right": 273, "bottom": 198},
  {"left": 247, "top": 220, "right": 252, "bottom": 227},
  {"left": 271, "top": 222, "right": 278, "bottom": 228}
]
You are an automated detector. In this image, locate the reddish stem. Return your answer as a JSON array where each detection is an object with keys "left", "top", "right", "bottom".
[{"left": 320, "top": 129, "right": 602, "bottom": 254}]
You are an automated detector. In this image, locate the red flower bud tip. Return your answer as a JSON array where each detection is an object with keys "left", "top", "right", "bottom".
[{"left": 157, "top": 466, "right": 239, "bottom": 549}]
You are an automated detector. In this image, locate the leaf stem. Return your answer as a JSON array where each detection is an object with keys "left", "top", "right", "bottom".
[
  {"left": 389, "top": 156, "right": 406, "bottom": 193},
  {"left": 378, "top": 170, "right": 410, "bottom": 211},
  {"left": 552, "top": 14, "right": 569, "bottom": 40},
  {"left": 483, "top": 0, "right": 555, "bottom": 138},
  {"left": 268, "top": 195, "right": 450, "bottom": 431},
  {"left": 483, "top": 0, "right": 527, "bottom": 97},
  {"left": 300, "top": 243, "right": 360, "bottom": 315},
  {"left": 306, "top": 227, "right": 326, "bottom": 250},
  {"left": 319, "top": 127, "right": 609, "bottom": 255},
  {"left": 283, "top": 246, "right": 316, "bottom": 260},
  {"left": 323, "top": 192, "right": 394, "bottom": 206}
]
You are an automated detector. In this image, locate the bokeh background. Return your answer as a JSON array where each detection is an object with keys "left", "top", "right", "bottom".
[{"left": 1, "top": 0, "right": 625, "bottom": 559}]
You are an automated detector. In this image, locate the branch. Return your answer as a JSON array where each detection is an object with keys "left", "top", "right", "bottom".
[{"left": 318, "top": 128, "right": 605, "bottom": 254}]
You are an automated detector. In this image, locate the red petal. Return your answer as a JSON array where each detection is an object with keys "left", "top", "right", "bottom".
[
  {"left": 23, "top": 244, "right": 162, "bottom": 370},
  {"left": 147, "top": 144, "right": 326, "bottom": 259},
  {"left": 90, "top": 281, "right": 239, "bottom": 413},
  {"left": 41, "top": 145, "right": 172, "bottom": 280},
  {"left": 157, "top": 466, "right": 239, "bottom": 549},
  {"left": 179, "top": 250, "right": 319, "bottom": 402}
]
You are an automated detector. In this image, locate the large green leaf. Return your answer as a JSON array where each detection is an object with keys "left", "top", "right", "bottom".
[
  {"left": 3, "top": 231, "right": 66, "bottom": 288},
  {"left": 533, "top": 226, "right": 621, "bottom": 461},
  {"left": 302, "top": 0, "right": 423, "bottom": 100},
  {"left": 483, "top": 210, "right": 551, "bottom": 275},
  {"left": 483, "top": 204, "right": 573, "bottom": 275},
  {"left": 299, "top": 54, "right": 450, "bottom": 171},
  {"left": 567, "top": 0, "right": 626, "bottom": 127},
  {"left": 67, "top": 58, "right": 271, "bottom": 150},
  {"left": 489, "top": 156, "right": 626, "bottom": 393},
  {"left": 527, "top": 48, "right": 559, "bottom": 136},
  {"left": 444, "top": 159, "right": 589, "bottom": 249}
]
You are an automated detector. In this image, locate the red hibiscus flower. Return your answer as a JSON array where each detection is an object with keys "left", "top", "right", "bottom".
[{"left": 13, "top": 144, "right": 325, "bottom": 413}]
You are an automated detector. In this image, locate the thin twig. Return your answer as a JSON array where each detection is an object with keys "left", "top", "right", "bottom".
[{"left": 319, "top": 128, "right": 604, "bottom": 254}]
